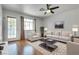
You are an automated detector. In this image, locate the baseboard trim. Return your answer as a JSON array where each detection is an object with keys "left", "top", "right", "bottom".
[{"left": 8, "top": 40, "right": 20, "bottom": 43}]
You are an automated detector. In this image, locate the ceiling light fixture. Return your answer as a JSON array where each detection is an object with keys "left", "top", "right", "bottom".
[{"left": 47, "top": 10, "right": 50, "bottom": 13}]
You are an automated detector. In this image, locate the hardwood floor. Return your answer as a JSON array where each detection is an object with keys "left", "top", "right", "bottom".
[{"left": 8, "top": 40, "right": 43, "bottom": 55}]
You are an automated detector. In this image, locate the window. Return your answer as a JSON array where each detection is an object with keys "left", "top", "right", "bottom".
[
  {"left": 0, "top": 18, "right": 2, "bottom": 40},
  {"left": 24, "top": 18, "right": 33, "bottom": 30},
  {"left": 8, "top": 16, "right": 16, "bottom": 38}
]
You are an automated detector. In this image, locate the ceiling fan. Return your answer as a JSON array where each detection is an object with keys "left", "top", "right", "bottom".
[{"left": 40, "top": 4, "right": 59, "bottom": 15}]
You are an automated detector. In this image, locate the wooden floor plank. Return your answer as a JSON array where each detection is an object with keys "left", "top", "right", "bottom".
[{"left": 8, "top": 40, "right": 42, "bottom": 55}]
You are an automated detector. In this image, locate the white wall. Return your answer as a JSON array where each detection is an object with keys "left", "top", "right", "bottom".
[
  {"left": 3, "top": 9, "right": 43, "bottom": 41},
  {"left": 0, "top": 5, "right": 2, "bottom": 41},
  {"left": 43, "top": 8, "right": 79, "bottom": 34}
]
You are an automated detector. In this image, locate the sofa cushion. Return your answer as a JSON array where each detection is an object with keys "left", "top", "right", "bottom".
[{"left": 62, "top": 31, "right": 72, "bottom": 37}]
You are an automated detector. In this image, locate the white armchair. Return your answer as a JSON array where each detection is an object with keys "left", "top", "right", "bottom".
[{"left": 28, "top": 32, "right": 40, "bottom": 42}]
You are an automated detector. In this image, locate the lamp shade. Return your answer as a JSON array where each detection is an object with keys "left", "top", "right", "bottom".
[
  {"left": 44, "top": 28, "right": 48, "bottom": 31},
  {"left": 47, "top": 10, "right": 50, "bottom": 13},
  {"left": 72, "top": 28, "right": 78, "bottom": 32}
]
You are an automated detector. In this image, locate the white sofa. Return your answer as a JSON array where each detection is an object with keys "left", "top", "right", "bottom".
[
  {"left": 28, "top": 31, "right": 72, "bottom": 42},
  {"left": 67, "top": 41, "right": 79, "bottom": 55},
  {"left": 46, "top": 31, "right": 72, "bottom": 42}
]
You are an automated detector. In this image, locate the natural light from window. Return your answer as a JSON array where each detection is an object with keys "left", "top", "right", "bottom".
[
  {"left": 0, "top": 17, "right": 2, "bottom": 41},
  {"left": 24, "top": 18, "right": 33, "bottom": 30},
  {"left": 8, "top": 17, "right": 16, "bottom": 38}
]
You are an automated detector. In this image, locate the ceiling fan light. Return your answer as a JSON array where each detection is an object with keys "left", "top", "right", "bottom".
[{"left": 47, "top": 10, "right": 50, "bottom": 13}]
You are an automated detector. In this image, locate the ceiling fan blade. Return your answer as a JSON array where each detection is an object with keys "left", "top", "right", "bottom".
[
  {"left": 47, "top": 4, "right": 50, "bottom": 9},
  {"left": 50, "top": 6, "right": 59, "bottom": 10},
  {"left": 50, "top": 10, "right": 54, "bottom": 14}
]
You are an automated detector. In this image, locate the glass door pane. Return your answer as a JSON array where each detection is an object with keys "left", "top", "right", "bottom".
[{"left": 8, "top": 17, "right": 16, "bottom": 38}]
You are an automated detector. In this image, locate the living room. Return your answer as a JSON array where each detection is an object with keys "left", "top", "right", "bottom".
[{"left": 0, "top": 4, "right": 79, "bottom": 55}]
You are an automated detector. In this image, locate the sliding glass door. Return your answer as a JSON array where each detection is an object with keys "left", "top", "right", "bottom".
[{"left": 7, "top": 16, "right": 16, "bottom": 39}]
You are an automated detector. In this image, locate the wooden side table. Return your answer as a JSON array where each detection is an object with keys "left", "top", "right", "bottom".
[{"left": 71, "top": 36, "right": 79, "bottom": 42}]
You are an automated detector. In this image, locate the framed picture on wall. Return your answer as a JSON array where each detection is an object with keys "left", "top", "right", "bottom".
[{"left": 55, "top": 21, "right": 64, "bottom": 29}]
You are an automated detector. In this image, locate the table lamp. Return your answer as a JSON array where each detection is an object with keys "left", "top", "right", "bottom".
[
  {"left": 44, "top": 28, "right": 48, "bottom": 31},
  {"left": 44, "top": 28, "right": 48, "bottom": 37},
  {"left": 72, "top": 27, "right": 78, "bottom": 36}
]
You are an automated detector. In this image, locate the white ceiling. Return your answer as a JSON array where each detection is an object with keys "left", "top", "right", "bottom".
[{"left": 2, "top": 4, "right": 79, "bottom": 18}]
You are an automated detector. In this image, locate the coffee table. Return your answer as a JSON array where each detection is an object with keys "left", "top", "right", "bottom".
[{"left": 39, "top": 38, "right": 58, "bottom": 52}]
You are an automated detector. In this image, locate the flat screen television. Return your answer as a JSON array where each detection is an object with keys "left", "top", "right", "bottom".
[{"left": 55, "top": 21, "right": 64, "bottom": 29}]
